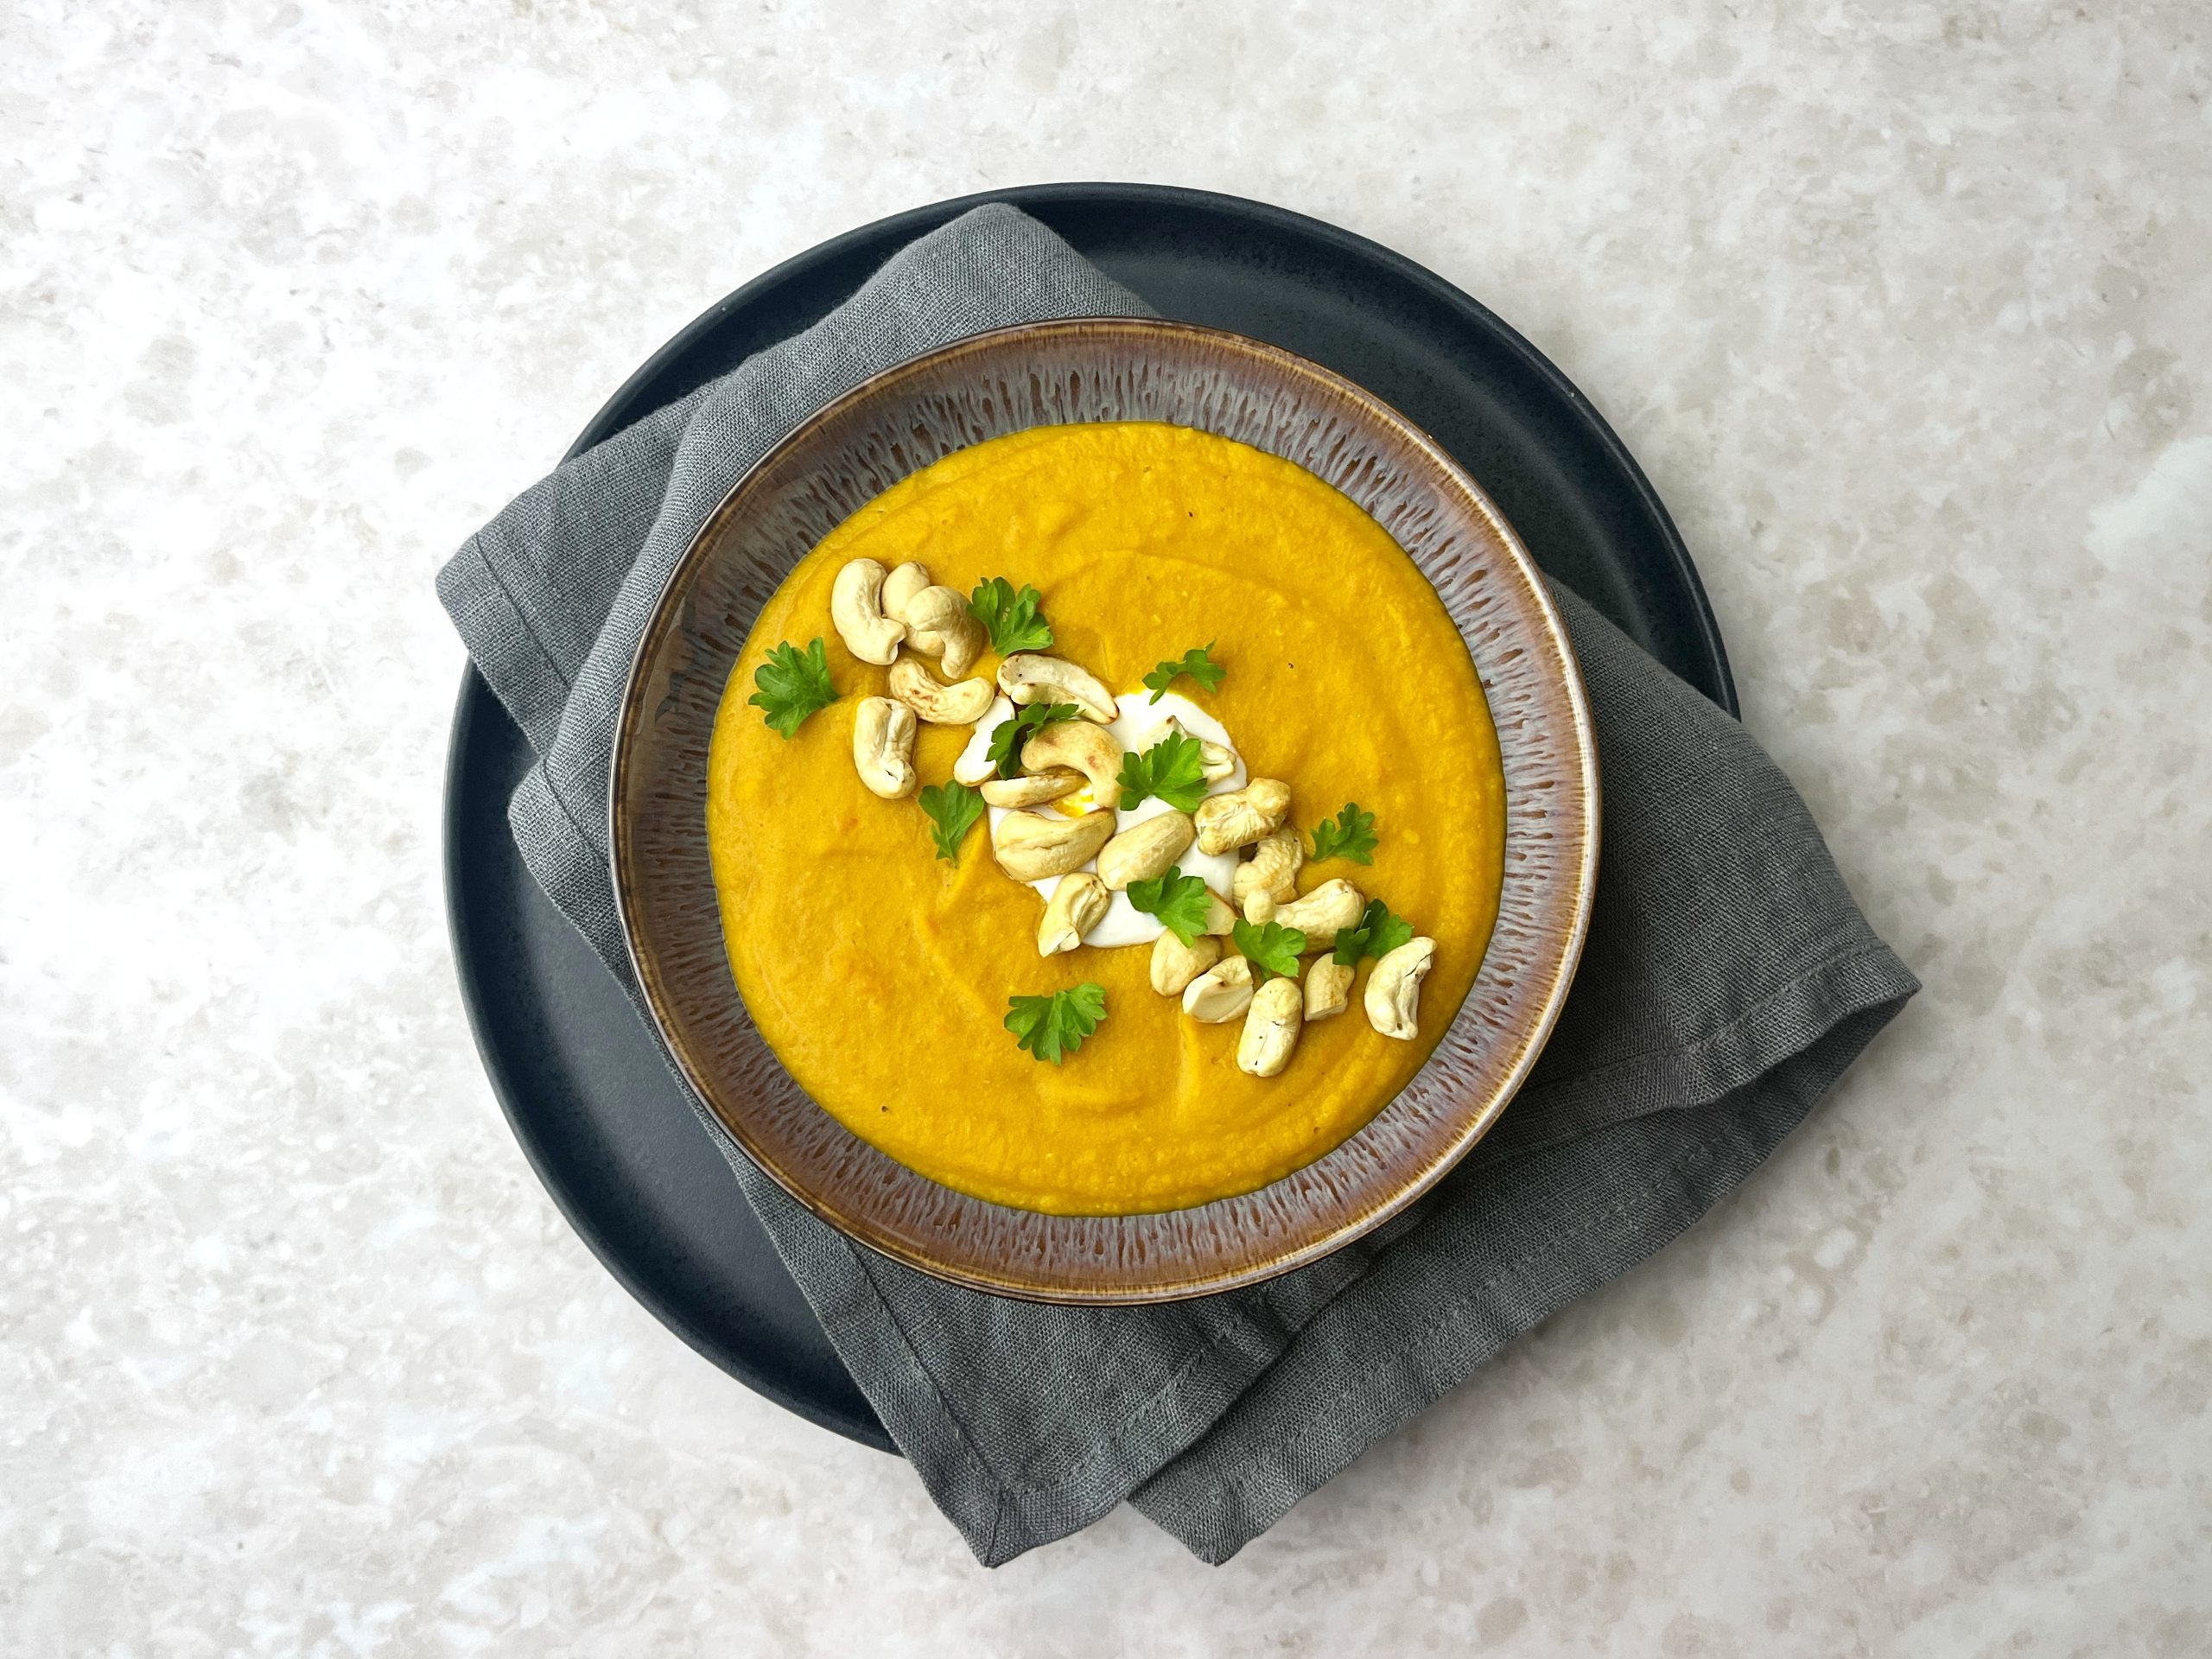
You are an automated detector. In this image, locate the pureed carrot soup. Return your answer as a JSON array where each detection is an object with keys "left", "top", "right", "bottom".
[{"left": 707, "top": 422, "right": 1503, "bottom": 1215}]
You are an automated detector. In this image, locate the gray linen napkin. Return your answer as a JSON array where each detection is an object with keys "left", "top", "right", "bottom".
[{"left": 438, "top": 204, "right": 1917, "bottom": 1565}]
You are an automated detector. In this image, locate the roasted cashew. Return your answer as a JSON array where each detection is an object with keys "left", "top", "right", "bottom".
[
  {"left": 1200, "top": 885, "right": 1238, "bottom": 936},
  {"left": 897, "top": 583, "right": 969, "bottom": 634},
  {"left": 1365, "top": 937, "right": 1437, "bottom": 1040},
  {"left": 1021, "top": 719, "right": 1122, "bottom": 804},
  {"left": 952, "top": 697, "right": 1011, "bottom": 785},
  {"left": 880, "top": 562, "right": 931, "bottom": 620},
  {"left": 887, "top": 657, "right": 995, "bottom": 726},
  {"left": 1236, "top": 976, "right": 1305, "bottom": 1078},
  {"left": 1242, "top": 891, "right": 1278, "bottom": 925},
  {"left": 850, "top": 696, "right": 917, "bottom": 798},
  {"left": 1232, "top": 829, "right": 1303, "bottom": 912},
  {"left": 915, "top": 613, "right": 986, "bottom": 678},
  {"left": 1181, "top": 956, "right": 1255, "bottom": 1023},
  {"left": 1149, "top": 930, "right": 1223, "bottom": 996},
  {"left": 1096, "top": 812, "right": 1195, "bottom": 890},
  {"left": 990, "top": 807, "right": 1116, "bottom": 881},
  {"left": 980, "top": 767, "right": 1083, "bottom": 808},
  {"left": 830, "top": 559, "right": 906, "bottom": 665},
  {"left": 881, "top": 565, "right": 983, "bottom": 676},
  {"left": 1037, "top": 873, "right": 1110, "bottom": 957},
  {"left": 997, "top": 652, "right": 1117, "bottom": 724},
  {"left": 1161, "top": 715, "right": 1237, "bottom": 784},
  {"left": 1303, "top": 960, "right": 1354, "bottom": 1021},
  {"left": 1193, "top": 778, "right": 1292, "bottom": 855},
  {"left": 1274, "top": 878, "right": 1365, "bottom": 949}
]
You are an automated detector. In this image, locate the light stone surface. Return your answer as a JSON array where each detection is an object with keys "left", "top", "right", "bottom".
[{"left": 3, "top": 1, "right": 2208, "bottom": 1652}]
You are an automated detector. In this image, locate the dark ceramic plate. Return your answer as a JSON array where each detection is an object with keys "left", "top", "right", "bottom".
[{"left": 442, "top": 184, "right": 1736, "bottom": 1449}]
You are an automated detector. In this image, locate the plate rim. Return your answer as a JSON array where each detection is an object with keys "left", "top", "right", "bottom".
[
  {"left": 608, "top": 315, "right": 1600, "bottom": 1302},
  {"left": 440, "top": 669, "right": 899, "bottom": 1447}
]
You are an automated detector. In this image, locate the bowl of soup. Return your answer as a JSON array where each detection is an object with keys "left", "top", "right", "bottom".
[{"left": 610, "top": 318, "right": 1597, "bottom": 1302}]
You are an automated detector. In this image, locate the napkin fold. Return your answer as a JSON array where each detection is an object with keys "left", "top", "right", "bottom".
[{"left": 438, "top": 204, "right": 1917, "bottom": 1565}]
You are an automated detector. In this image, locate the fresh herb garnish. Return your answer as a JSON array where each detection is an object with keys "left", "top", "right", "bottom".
[
  {"left": 918, "top": 781, "right": 985, "bottom": 863},
  {"left": 1116, "top": 729, "right": 1210, "bottom": 812},
  {"left": 968, "top": 577, "right": 1054, "bottom": 656},
  {"left": 1332, "top": 897, "right": 1415, "bottom": 968},
  {"left": 1142, "top": 642, "right": 1225, "bottom": 702},
  {"left": 1003, "top": 983, "right": 1107, "bottom": 1065},
  {"left": 747, "top": 637, "right": 838, "bottom": 738},
  {"left": 1309, "top": 802, "right": 1379, "bottom": 866},
  {"left": 1125, "top": 867, "right": 1213, "bottom": 946},
  {"left": 986, "top": 702, "right": 1082, "bottom": 777},
  {"left": 1232, "top": 918, "right": 1307, "bottom": 982}
]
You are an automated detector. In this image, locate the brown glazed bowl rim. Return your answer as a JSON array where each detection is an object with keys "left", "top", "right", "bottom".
[{"left": 609, "top": 317, "right": 1599, "bottom": 1303}]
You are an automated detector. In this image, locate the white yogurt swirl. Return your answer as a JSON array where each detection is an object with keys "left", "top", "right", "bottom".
[{"left": 954, "top": 690, "right": 1248, "bottom": 946}]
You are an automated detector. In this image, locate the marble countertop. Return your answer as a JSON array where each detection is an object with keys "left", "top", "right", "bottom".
[{"left": 5, "top": 2, "right": 2207, "bottom": 1652}]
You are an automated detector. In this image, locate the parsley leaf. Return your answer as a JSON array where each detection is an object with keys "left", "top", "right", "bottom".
[
  {"left": 1232, "top": 918, "right": 1307, "bottom": 982},
  {"left": 1309, "top": 802, "right": 1379, "bottom": 865},
  {"left": 968, "top": 577, "right": 1054, "bottom": 656},
  {"left": 1003, "top": 983, "right": 1107, "bottom": 1065},
  {"left": 1116, "top": 729, "right": 1210, "bottom": 812},
  {"left": 1142, "top": 642, "right": 1225, "bottom": 702},
  {"left": 1125, "top": 867, "right": 1213, "bottom": 946},
  {"left": 985, "top": 702, "right": 1081, "bottom": 777},
  {"left": 1332, "top": 897, "right": 1415, "bottom": 967},
  {"left": 747, "top": 637, "right": 838, "bottom": 738},
  {"left": 918, "top": 781, "right": 985, "bottom": 863}
]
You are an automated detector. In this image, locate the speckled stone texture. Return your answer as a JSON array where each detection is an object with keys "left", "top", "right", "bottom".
[{"left": 3, "top": 2, "right": 2206, "bottom": 1654}]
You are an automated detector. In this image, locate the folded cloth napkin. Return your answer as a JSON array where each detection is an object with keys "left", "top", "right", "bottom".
[{"left": 438, "top": 204, "right": 1918, "bottom": 1565}]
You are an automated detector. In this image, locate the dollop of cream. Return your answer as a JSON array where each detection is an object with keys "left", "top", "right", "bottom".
[{"left": 956, "top": 690, "right": 1248, "bottom": 947}]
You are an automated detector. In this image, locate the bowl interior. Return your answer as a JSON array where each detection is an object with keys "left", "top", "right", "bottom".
[{"left": 612, "top": 318, "right": 1596, "bottom": 1302}]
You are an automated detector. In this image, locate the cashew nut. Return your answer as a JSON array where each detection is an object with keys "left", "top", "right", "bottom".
[
  {"left": 1236, "top": 976, "right": 1305, "bottom": 1078},
  {"left": 1193, "top": 778, "right": 1292, "bottom": 855},
  {"left": 1037, "top": 873, "right": 1109, "bottom": 957},
  {"left": 1181, "top": 956, "right": 1255, "bottom": 1023},
  {"left": 1200, "top": 886, "right": 1238, "bottom": 937},
  {"left": 997, "top": 652, "right": 1117, "bottom": 724},
  {"left": 1161, "top": 715, "right": 1237, "bottom": 784},
  {"left": 953, "top": 698, "right": 1011, "bottom": 785},
  {"left": 887, "top": 657, "right": 995, "bottom": 726},
  {"left": 850, "top": 696, "right": 917, "bottom": 799},
  {"left": 1274, "top": 878, "right": 1365, "bottom": 949},
  {"left": 1096, "top": 812, "right": 1195, "bottom": 890},
  {"left": 990, "top": 807, "right": 1116, "bottom": 881},
  {"left": 1149, "top": 930, "right": 1223, "bottom": 996},
  {"left": 898, "top": 584, "right": 968, "bottom": 633},
  {"left": 1242, "top": 891, "right": 1277, "bottom": 925},
  {"left": 1365, "top": 937, "right": 1437, "bottom": 1040},
  {"left": 1021, "top": 719, "right": 1122, "bottom": 804},
  {"left": 880, "top": 565, "right": 983, "bottom": 675},
  {"left": 1303, "top": 960, "right": 1354, "bottom": 1021},
  {"left": 980, "top": 767, "right": 1083, "bottom": 808},
  {"left": 1233, "top": 829, "right": 1304, "bottom": 912},
  {"left": 880, "top": 562, "right": 931, "bottom": 620},
  {"left": 830, "top": 559, "right": 906, "bottom": 665},
  {"left": 915, "top": 613, "right": 986, "bottom": 678}
]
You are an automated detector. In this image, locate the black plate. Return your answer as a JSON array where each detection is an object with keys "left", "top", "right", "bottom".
[{"left": 442, "top": 184, "right": 1737, "bottom": 1456}]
